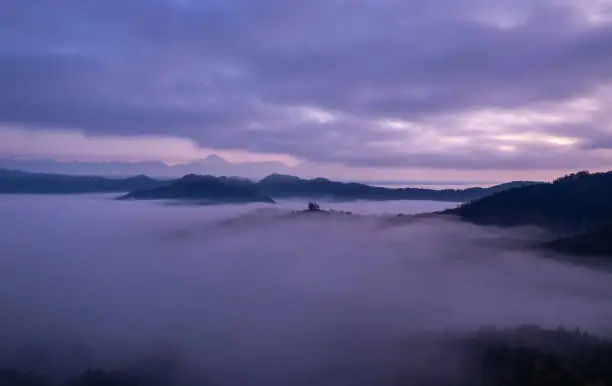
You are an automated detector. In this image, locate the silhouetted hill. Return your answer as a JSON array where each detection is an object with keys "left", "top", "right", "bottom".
[
  {"left": 547, "top": 224, "right": 612, "bottom": 259},
  {"left": 255, "top": 173, "right": 538, "bottom": 202},
  {"left": 479, "top": 181, "right": 543, "bottom": 195},
  {"left": 0, "top": 168, "right": 166, "bottom": 194},
  {"left": 3, "top": 326, "right": 612, "bottom": 386},
  {"left": 118, "top": 174, "right": 275, "bottom": 203},
  {"left": 259, "top": 173, "right": 303, "bottom": 184},
  {"left": 460, "top": 325, "right": 612, "bottom": 386},
  {"left": 449, "top": 171, "right": 612, "bottom": 232}
]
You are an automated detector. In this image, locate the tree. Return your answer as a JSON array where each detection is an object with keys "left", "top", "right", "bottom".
[{"left": 308, "top": 202, "right": 320, "bottom": 211}]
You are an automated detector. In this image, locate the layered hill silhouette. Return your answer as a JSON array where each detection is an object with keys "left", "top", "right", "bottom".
[
  {"left": 0, "top": 155, "right": 292, "bottom": 179},
  {"left": 121, "top": 173, "right": 538, "bottom": 203},
  {"left": 0, "top": 169, "right": 538, "bottom": 203},
  {"left": 0, "top": 168, "right": 165, "bottom": 194},
  {"left": 248, "top": 173, "right": 537, "bottom": 202}
]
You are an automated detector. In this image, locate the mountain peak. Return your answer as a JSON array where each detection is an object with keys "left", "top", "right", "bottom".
[
  {"left": 193, "top": 154, "right": 231, "bottom": 166},
  {"left": 178, "top": 174, "right": 217, "bottom": 183},
  {"left": 260, "top": 173, "right": 302, "bottom": 183}
]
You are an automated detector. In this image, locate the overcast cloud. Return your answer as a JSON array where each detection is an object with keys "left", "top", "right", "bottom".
[{"left": 1, "top": 0, "right": 612, "bottom": 178}]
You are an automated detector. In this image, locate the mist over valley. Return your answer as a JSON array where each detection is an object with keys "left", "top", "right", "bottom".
[{"left": 2, "top": 195, "right": 612, "bottom": 385}]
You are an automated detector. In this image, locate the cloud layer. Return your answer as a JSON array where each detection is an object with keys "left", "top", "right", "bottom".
[
  {"left": 2, "top": 197, "right": 612, "bottom": 384},
  {"left": 1, "top": 0, "right": 612, "bottom": 173}
]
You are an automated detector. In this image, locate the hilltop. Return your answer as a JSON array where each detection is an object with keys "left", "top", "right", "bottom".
[
  {"left": 449, "top": 171, "right": 612, "bottom": 232},
  {"left": 118, "top": 174, "right": 275, "bottom": 204}
]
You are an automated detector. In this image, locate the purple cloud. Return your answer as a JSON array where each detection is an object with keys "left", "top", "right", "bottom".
[{"left": 1, "top": 0, "right": 611, "bottom": 171}]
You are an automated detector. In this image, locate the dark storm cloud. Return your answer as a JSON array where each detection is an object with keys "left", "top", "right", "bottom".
[
  {"left": 0, "top": 52, "right": 263, "bottom": 133},
  {"left": 1, "top": 0, "right": 611, "bottom": 168}
]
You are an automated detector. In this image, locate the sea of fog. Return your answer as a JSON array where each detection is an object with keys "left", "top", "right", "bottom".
[{"left": 1, "top": 195, "right": 612, "bottom": 385}]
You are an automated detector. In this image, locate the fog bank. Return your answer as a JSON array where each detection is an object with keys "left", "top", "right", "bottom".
[{"left": 1, "top": 195, "right": 611, "bottom": 385}]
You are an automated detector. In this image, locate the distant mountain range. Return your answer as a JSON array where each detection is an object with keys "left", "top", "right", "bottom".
[
  {"left": 0, "top": 155, "right": 293, "bottom": 179},
  {"left": 0, "top": 157, "right": 500, "bottom": 188},
  {"left": 0, "top": 169, "right": 165, "bottom": 194},
  {"left": 0, "top": 169, "right": 537, "bottom": 203}
]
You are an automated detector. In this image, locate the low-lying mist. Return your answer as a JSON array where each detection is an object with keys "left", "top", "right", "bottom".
[{"left": 1, "top": 195, "right": 612, "bottom": 385}]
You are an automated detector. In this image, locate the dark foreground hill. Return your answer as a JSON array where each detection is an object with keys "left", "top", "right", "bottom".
[
  {"left": 0, "top": 168, "right": 166, "bottom": 194},
  {"left": 449, "top": 171, "right": 612, "bottom": 232},
  {"left": 2, "top": 326, "right": 611, "bottom": 386},
  {"left": 547, "top": 224, "right": 612, "bottom": 259},
  {"left": 447, "top": 171, "right": 612, "bottom": 260},
  {"left": 118, "top": 174, "right": 275, "bottom": 204}
]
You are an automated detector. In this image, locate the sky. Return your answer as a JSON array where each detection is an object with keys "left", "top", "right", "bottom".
[{"left": 1, "top": 0, "right": 612, "bottom": 182}]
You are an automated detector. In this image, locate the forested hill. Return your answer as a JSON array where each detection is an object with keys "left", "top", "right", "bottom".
[{"left": 448, "top": 171, "right": 612, "bottom": 232}]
